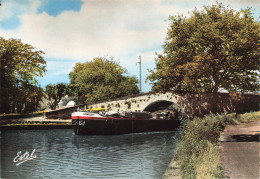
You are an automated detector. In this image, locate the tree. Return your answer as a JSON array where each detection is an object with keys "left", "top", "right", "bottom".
[
  {"left": 19, "top": 84, "right": 45, "bottom": 113},
  {"left": 45, "top": 83, "right": 68, "bottom": 109},
  {"left": 147, "top": 3, "right": 259, "bottom": 111},
  {"left": 0, "top": 37, "right": 46, "bottom": 113},
  {"left": 66, "top": 84, "right": 90, "bottom": 104},
  {"left": 69, "top": 57, "right": 139, "bottom": 103}
]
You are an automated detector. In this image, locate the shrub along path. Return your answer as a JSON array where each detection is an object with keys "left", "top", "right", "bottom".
[{"left": 220, "top": 120, "right": 260, "bottom": 179}]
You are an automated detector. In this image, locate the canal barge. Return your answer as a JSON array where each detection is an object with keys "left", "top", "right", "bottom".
[{"left": 71, "top": 110, "right": 181, "bottom": 135}]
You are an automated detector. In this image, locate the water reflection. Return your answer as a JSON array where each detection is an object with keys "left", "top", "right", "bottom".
[{"left": 1, "top": 129, "right": 179, "bottom": 179}]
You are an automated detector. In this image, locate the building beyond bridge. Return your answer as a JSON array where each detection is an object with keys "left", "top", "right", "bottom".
[{"left": 45, "top": 92, "right": 259, "bottom": 119}]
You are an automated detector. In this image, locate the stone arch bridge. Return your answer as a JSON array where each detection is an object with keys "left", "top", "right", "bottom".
[
  {"left": 88, "top": 92, "right": 179, "bottom": 113},
  {"left": 45, "top": 92, "right": 259, "bottom": 119}
]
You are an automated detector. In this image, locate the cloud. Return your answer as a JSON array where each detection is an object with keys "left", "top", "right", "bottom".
[
  {"left": 2, "top": 0, "right": 257, "bottom": 62},
  {"left": 0, "top": 0, "right": 193, "bottom": 61},
  {"left": 0, "top": 0, "right": 41, "bottom": 22}
]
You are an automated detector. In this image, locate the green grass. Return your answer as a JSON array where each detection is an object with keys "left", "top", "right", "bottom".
[{"left": 176, "top": 111, "right": 260, "bottom": 179}]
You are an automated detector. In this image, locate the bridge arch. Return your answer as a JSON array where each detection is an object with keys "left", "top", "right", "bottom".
[{"left": 143, "top": 100, "right": 173, "bottom": 112}]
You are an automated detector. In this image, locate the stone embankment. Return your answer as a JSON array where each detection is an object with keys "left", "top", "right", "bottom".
[{"left": 162, "top": 160, "right": 181, "bottom": 179}]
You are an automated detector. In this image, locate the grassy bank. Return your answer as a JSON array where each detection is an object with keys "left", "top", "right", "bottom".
[
  {"left": 0, "top": 121, "right": 72, "bottom": 130},
  {"left": 176, "top": 111, "right": 260, "bottom": 179}
]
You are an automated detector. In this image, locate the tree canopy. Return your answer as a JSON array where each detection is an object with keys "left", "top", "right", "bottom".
[
  {"left": 45, "top": 83, "right": 68, "bottom": 109},
  {"left": 147, "top": 3, "right": 260, "bottom": 95},
  {"left": 69, "top": 57, "right": 139, "bottom": 103},
  {"left": 0, "top": 37, "right": 46, "bottom": 113}
]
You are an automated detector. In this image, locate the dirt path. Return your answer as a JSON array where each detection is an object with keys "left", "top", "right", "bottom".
[{"left": 220, "top": 120, "right": 260, "bottom": 179}]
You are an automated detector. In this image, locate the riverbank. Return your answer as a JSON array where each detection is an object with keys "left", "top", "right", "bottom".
[
  {"left": 163, "top": 111, "right": 260, "bottom": 179},
  {"left": 162, "top": 159, "right": 181, "bottom": 179},
  {"left": 0, "top": 122, "right": 72, "bottom": 130},
  {"left": 0, "top": 115, "right": 72, "bottom": 130}
]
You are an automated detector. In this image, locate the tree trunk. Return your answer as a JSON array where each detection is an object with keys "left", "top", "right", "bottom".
[{"left": 211, "top": 89, "right": 219, "bottom": 114}]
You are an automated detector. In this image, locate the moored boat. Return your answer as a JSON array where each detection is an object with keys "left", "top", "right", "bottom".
[{"left": 71, "top": 109, "right": 181, "bottom": 135}]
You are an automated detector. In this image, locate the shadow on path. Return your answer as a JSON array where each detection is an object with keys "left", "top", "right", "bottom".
[{"left": 230, "top": 133, "right": 260, "bottom": 142}]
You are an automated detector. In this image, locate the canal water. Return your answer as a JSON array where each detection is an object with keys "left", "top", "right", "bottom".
[{"left": 0, "top": 129, "right": 180, "bottom": 179}]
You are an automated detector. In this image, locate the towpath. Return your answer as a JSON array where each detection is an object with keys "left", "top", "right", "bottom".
[
  {"left": 0, "top": 116, "right": 71, "bottom": 123},
  {"left": 220, "top": 120, "right": 260, "bottom": 179}
]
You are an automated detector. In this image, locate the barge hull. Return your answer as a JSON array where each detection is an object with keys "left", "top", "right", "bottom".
[{"left": 72, "top": 119, "right": 181, "bottom": 135}]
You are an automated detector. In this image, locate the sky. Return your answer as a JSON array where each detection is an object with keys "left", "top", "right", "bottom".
[{"left": 0, "top": 0, "right": 259, "bottom": 92}]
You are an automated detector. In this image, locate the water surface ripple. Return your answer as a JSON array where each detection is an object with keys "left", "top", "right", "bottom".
[{"left": 1, "top": 129, "right": 179, "bottom": 179}]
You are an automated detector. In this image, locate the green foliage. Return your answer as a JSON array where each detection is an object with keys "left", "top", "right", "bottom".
[
  {"left": 45, "top": 83, "right": 68, "bottom": 109},
  {"left": 177, "top": 111, "right": 260, "bottom": 178},
  {"left": 237, "top": 111, "right": 260, "bottom": 123},
  {"left": 147, "top": 3, "right": 260, "bottom": 94},
  {"left": 0, "top": 37, "right": 46, "bottom": 113},
  {"left": 69, "top": 56, "right": 139, "bottom": 103},
  {"left": 177, "top": 114, "right": 231, "bottom": 178}
]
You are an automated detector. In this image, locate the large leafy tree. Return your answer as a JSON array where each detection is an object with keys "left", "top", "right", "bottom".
[
  {"left": 69, "top": 57, "right": 139, "bottom": 103},
  {"left": 0, "top": 37, "right": 46, "bottom": 113},
  {"left": 147, "top": 3, "right": 259, "bottom": 101}
]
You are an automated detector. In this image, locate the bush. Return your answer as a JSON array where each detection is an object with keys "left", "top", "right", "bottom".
[
  {"left": 239, "top": 111, "right": 260, "bottom": 122},
  {"left": 177, "top": 115, "right": 226, "bottom": 178}
]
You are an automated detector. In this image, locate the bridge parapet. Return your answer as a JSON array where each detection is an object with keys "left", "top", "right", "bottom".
[
  {"left": 88, "top": 92, "right": 179, "bottom": 113},
  {"left": 84, "top": 92, "right": 260, "bottom": 117}
]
